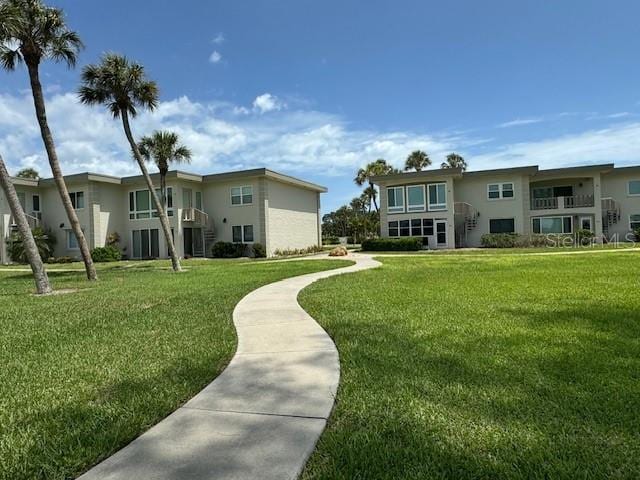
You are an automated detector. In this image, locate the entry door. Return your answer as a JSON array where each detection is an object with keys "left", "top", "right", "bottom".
[
  {"left": 435, "top": 220, "right": 447, "bottom": 247},
  {"left": 183, "top": 228, "right": 193, "bottom": 256}
]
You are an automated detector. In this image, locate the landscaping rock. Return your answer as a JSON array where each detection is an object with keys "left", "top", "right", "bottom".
[{"left": 329, "top": 246, "right": 348, "bottom": 256}]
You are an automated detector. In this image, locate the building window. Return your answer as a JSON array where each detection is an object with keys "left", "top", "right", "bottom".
[
  {"left": 32, "top": 194, "right": 40, "bottom": 212},
  {"left": 532, "top": 216, "right": 572, "bottom": 234},
  {"left": 132, "top": 229, "right": 160, "bottom": 259},
  {"left": 580, "top": 216, "right": 593, "bottom": 231},
  {"left": 195, "top": 191, "right": 203, "bottom": 210},
  {"left": 387, "top": 186, "right": 405, "bottom": 213},
  {"left": 66, "top": 230, "right": 79, "bottom": 249},
  {"left": 411, "top": 219, "right": 422, "bottom": 236},
  {"left": 422, "top": 218, "right": 434, "bottom": 235},
  {"left": 489, "top": 218, "right": 515, "bottom": 234},
  {"left": 428, "top": 183, "right": 446, "bottom": 211},
  {"left": 406, "top": 185, "right": 425, "bottom": 212},
  {"left": 630, "top": 214, "right": 640, "bottom": 231},
  {"left": 69, "top": 191, "right": 84, "bottom": 209},
  {"left": 231, "top": 186, "right": 253, "bottom": 205},
  {"left": 232, "top": 224, "right": 254, "bottom": 243},
  {"left": 488, "top": 183, "right": 514, "bottom": 200},
  {"left": 629, "top": 180, "right": 640, "bottom": 196},
  {"left": 399, "top": 220, "right": 410, "bottom": 236},
  {"left": 129, "top": 188, "right": 173, "bottom": 219},
  {"left": 388, "top": 221, "right": 399, "bottom": 236}
]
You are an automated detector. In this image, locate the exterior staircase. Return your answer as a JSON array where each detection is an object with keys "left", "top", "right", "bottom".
[
  {"left": 203, "top": 229, "right": 216, "bottom": 257},
  {"left": 454, "top": 202, "right": 479, "bottom": 247},
  {"left": 601, "top": 197, "right": 621, "bottom": 236}
]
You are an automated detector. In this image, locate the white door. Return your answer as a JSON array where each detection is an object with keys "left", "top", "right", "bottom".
[{"left": 435, "top": 220, "right": 447, "bottom": 247}]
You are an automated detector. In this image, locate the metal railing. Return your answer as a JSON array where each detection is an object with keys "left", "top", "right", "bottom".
[
  {"left": 531, "top": 195, "right": 594, "bottom": 210},
  {"left": 9, "top": 212, "right": 41, "bottom": 229},
  {"left": 181, "top": 207, "right": 209, "bottom": 225}
]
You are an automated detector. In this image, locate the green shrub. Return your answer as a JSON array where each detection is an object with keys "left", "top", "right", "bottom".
[
  {"left": 7, "top": 227, "right": 56, "bottom": 263},
  {"left": 361, "top": 237, "right": 422, "bottom": 251},
  {"left": 633, "top": 228, "right": 640, "bottom": 242},
  {"left": 47, "top": 256, "right": 74, "bottom": 264},
  {"left": 212, "top": 242, "right": 247, "bottom": 258},
  {"left": 252, "top": 243, "right": 267, "bottom": 258},
  {"left": 481, "top": 233, "right": 520, "bottom": 248},
  {"left": 273, "top": 245, "right": 324, "bottom": 256},
  {"left": 323, "top": 236, "right": 340, "bottom": 245},
  {"left": 575, "top": 229, "right": 596, "bottom": 246},
  {"left": 91, "top": 245, "right": 122, "bottom": 262}
]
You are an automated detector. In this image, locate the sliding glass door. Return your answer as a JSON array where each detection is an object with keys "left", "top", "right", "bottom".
[{"left": 132, "top": 229, "right": 160, "bottom": 259}]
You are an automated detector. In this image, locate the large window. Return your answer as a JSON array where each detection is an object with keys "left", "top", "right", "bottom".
[
  {"left": 32, "top": 194, "right": 40, "bottom": 212},
  {"left": 387, "top": 186, "right": 405, "bottom": 213},
  {"left": 195, "top": 191, "right": 203, "bottom": 210},
  {"left": 388, "top": 218, "right": 436, "bottom": 237},
  {"left": 406, "top": 185, "right": 425, "bottom": 212},
  {"left": 630, "top": 214, "right": 640, "bottom": 231},
  {"left": 232, "top": 224, "right": 254, "bottom": 243},
  {"left": 66, "top": 230, "right": 78, "bottom": 249},
  {"left": 231, "top": 186, "right": 253, "bottom": 205},
  {"left": 69, "top": 191, "right": 84, "bottom": 209},
  {"left": 629, "top": 180, "right": 640, "bottom": 196},
  {"left": 428, "top": 183, "right": 446, "bottom": 211},
  {"left": 132, "top": 228, "right": 160, "bottom": 259},
  {"left": 488, "top": 183, "right": 514, "bottom": 200},
  {"left": 129, "top": 188, "right": 173, "bottom": 219},
  {"left": 532, "top": 216, "right": 572, "bottom": 234},
  {"left": 489, "top": 218, "right": 515, "bottom": 234}
]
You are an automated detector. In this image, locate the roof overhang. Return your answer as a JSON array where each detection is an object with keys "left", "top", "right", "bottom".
[
  {"left": 532, "top": 163, "right": 614, "bottom": 179},
  {"left": 371, "top": 167, "right": 463, "bottom": 185},
  {"left": 463, "top": 165, "right": 539, "bottom": 177},
  {"left": 203, "top": 168, "right": 327, "bottom": 193}
]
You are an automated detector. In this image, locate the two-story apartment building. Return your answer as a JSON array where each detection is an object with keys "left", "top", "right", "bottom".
[
  {"left": 372, "top": 163, "right": 640, "bottom": 249},
  {"left": 0, "top": 168, "right": 326, "bottom": 263}
]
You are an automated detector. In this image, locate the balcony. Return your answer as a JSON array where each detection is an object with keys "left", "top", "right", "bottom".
[
  {"left": 182, "top": 207, "right": 209, "bottom": 226},
  {"left": 531, "top": 194, "right": 594, "bottom": 210}
]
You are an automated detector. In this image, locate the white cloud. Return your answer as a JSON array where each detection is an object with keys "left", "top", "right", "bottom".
[
  {"left": 606, "top": 112, "right": 631, "bottom": 119},
  {"left": 1, "top": 90, "right": 639, "bottom": 182},
  {"left": 252, "top": 93, "right": 284, "bottom": 114},
  {"left": 209, "top": 50, "right": 222, "bottom": 64},
  {"left": 212, "top": 33, "right": 225, "bottom": 45},
  {"left": 472, "top": 123, "right": 640, "bottom": 170},
  {"left": 498, "top": 117, "right": 544, "bottom": 128}
]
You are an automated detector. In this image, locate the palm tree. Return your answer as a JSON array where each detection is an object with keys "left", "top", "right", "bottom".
[
  {"left": 138, "top": 131, "right": 192, "bottom": 209},
  {"left": 354, "top": 159, "right": 399, "bottom": 212},
  {"left": 404, "top": 150, "right": 431, "bottom": 172},
  {"left": 0, "top": 0, "right": 97, "bottom": 281},
  {"left": 441, "top": 152, "right": 467, "bottom": 171},
  {"left": 0, "top": 153, "right": 51, "bottom": 294},
  {"left": 78, "top": 54, "right": 181, "bottom": 272}
]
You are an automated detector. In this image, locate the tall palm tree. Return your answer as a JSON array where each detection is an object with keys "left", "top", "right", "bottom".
[
  {"left": 404, "top": 150, "right": 431, "bottom": 171},
  {"left": 354, "top": 158, "right": 399, "bottom": 212},
  {"left": 78, "top": 54, "right": 181, "bottom": 272},
  {"left": 0, "top": 0, "right": 97, "bottom": 281},
  {"left": 138, "top": 131, "right": 192, "bottom": 209},
  {"left": 441, "top": 152, "right": 468, "bottom": 171},
  {"left": 0, "top": 154, "right": 51, "bottom": 294}
]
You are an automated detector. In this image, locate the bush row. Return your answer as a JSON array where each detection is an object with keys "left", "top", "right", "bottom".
[
  {"left": 90, "top": 245, "right": 122, "bottom": 262},
  {"left": 273, "top": 245, "right": 324, "bottom": 257},
  {"left": 481, "top": 230, "right": 596, "bottom": 248},
  {"left": 361, "top": 237, "right": 422, "bottom": 251}
]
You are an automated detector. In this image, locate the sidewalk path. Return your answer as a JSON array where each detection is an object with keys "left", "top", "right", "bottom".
[{"left": 78, "top": 253, "right": 380, "bottom": 480}]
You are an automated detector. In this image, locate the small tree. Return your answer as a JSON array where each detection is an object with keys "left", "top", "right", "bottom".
[
  {"left": 15, "top": 167, "right": 40, "bottom": 179},
  {"left": 355, "top": 159, "right": 399, "bottom": 212},
  {"left": 8, "top": 226, "right": 55, "bottom": 263}
]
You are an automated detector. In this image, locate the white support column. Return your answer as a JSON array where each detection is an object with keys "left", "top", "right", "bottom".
[{"left": 593, "top": 173, "right": 604, "bottom": 243}]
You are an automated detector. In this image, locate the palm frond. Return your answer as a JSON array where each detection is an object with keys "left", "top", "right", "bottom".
[{"left": 0, "top": 44, "right": 22, "bottom": 70}]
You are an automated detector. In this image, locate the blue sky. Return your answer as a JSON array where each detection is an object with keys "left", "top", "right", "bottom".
[{"left": 1, "top": 0, "right": 640, "bottom": 212}]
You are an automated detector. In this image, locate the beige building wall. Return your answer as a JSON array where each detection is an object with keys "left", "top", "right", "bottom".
[
  {"left": 265, "top": 179, "right": 321, "bottom": 255},
  {"left": 454, "top": 173, "right": 527, "bottom": 247},
  {"left": 601, "top": 169, "right": 640, "bottom": 240}
]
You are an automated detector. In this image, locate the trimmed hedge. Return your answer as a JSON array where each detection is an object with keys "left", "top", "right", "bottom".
[
  {"left": 361, "top": 237, "right": 422, "bottom": 251},
  {"left": 252, "top": 243, "right": 267, "bottom": 258},
  {"left": 212, "top": 242, "right": 247, "bottom": 258},
  {"left": 91, "top": 245, "right": 122, "bottom": 262}
]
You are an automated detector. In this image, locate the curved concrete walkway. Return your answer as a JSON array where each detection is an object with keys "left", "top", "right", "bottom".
[{"left": 79, "top": 253, "right": 380, "bottom": 480}]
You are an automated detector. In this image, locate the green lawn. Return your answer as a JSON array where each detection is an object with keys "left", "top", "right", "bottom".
[
  {"left": 0, "top": 258, "right": 350, "bottom": 480},
  {"left": 299, "top": 251, "right": 640, "bottom": 479}
]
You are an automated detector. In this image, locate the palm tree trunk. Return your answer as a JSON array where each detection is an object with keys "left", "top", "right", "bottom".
[
  {"left": 25, "top": 60, "right": 97, "bottom": 281},
  {"left": 369, "top": 181, "right": 379, "bottom": 212},
  {"left": 121, "top": 112, "right": 182, "bottom": 272},
  {"left": 160, "top": 173, "right": 167, "bottom": 210},
  {"left": 0, "top": 154, "right": 52, "bottom": 294}
]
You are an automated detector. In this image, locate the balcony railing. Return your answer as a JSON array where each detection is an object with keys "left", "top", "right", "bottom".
[
  {"left": 10, "top": 212, "right": 41, "bottom": 230},
  {"left": 182, "top": 207, "right": 209, "bottom": 226},
  {"left": 531, "top": 194, "right": 594, "bottom": 210}
]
